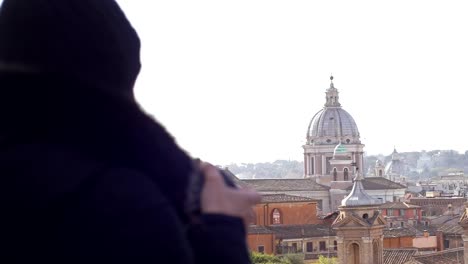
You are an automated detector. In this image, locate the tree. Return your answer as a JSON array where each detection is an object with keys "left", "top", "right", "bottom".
[
  {"left": 283, "top": 254, "right": 304, "bottom": 264},
  {"left": 317, "top": 255, "right": 338, "bottom": 264},
  {"left": 250, "top": 252, "right": 290, "bottom": 264}
]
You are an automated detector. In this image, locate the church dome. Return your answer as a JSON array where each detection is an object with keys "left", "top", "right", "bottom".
[
  {"left": 341, "top": 173, "right": 381, "bottom": 207},
  {"left": 307, "top": 76, "right": 360, "bottom": 145}
]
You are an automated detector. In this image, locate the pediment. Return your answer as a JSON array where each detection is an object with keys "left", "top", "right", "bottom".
[
  {"left": 332, "top": 214, "right": 370, "bottom": 228},
  {"left": 369, "top": 212, "right": 387, "bottom": 226}
]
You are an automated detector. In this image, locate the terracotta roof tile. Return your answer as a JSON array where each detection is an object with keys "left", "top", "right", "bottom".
[
  {"left": 384, "top": 226, "right": 421, "bottom": 238},
  {"left": 346, "top": 177, "right": 406, "bottom": 191},
  {"left": 437, "top": 216, "right": 464, "bottom": 235},
  {"left": 248, "top": 224, "right": 336, "bottom": 239},
  {"left": 260, "top": 193, "right": 316, "bottom": 203},
  {"left": 248, "top": 225, "right": 275, "bottom": 234},
  {"left": 241, "top": 179, "right": 330, "bottom": 192},
  {"left": 383, "top": 248, "right": 417, "bottom": 264},
  {"left": 412, "top": 248, "right": 464, "bottom": 264},
  {"left": 379, "top": 202, "right": 421, "bottom": 209}
]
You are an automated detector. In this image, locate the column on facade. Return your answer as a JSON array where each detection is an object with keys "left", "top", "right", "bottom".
[
  {"left": 336, "top": 238, "right": 345, "bottom": 264},
  {"left": 310, "top": 155, "right": 314, "bottom": 176},
  {"left": 304, "top": 154, "right": 308, "bottom": 176},
  {"left": 322, "top": 155, "right": 326, "bottom": 175},
  {"left": 361, "top": 237, "right": 373, "bottom": 264}
]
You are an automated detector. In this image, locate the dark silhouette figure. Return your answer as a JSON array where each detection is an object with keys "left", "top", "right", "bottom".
[{"left": 0, "top": 0, "right": 256, "bottom": 263}]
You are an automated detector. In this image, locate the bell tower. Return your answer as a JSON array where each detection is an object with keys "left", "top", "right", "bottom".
[{"left": 332, "top": 172, "right": 386, "bottom": 264}]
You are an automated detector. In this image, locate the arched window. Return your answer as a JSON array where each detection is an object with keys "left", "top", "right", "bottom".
[
  {"left": 272, "top": 209, "right": 282, "bottom": 224},
  {"left": 333, "top": 168, "right": 337, "bottom": 181},
  {"left": 344, "top": 168, "right": 349, "bottom": 181},
  {"left": 349, "top": 243, "right": 360, "bottom": 264},
  {"left": 378, "top": 169, "right": 383, "bottom": 177}
]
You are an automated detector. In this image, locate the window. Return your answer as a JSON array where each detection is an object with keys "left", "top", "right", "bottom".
[
  {"left": 424, "top": 221, "right": 429, "bottom": 227},
  {"left": 388, "top": 209, "right": 394, "bottom": 216},
  {"left": 344, "top": 168, "right": 349, "bottom": 181},
  {"left": 378, "top": 169, "right": 383, "bottom": 177},
  {"left": 413, "top": 209, "right": 417, "bottom": 218},
  {"left": 333, "top": 241, "right": 337, "bottom": 251},
  {"left": 389, "top": 222, "right": 393, "bottom": 228},
  {"left": 444, "top": 240, "right": 450, "bottom": 249},
  {"left": 363, "top": 213, "right": 369, "bottom": 219},
  {"left": 258, "top": 245, "right": 265, "bottom": 253},
  {"left": 310, "top": 157, "right": 315, "bottom": 175},
  {"left": 326, "top": 157, "right": 332, "bottom": 174},
  {"left": 272, "top": 209, "right": 282, "bottom": 224},
  {"left": 319, "top": 241, "right": 326, "bottom": 251},
  {"left": 291, "top": 243, "right": 298, "bottom": 253},
  {"left": 306, "top": 242, "right": 313, "bottom": 252},
  {"left": 400, "top": 221, "right": 404, "bottom": 227},
  {"left": 399, "top": 209, "right": 405, "bottom": 216},
  {"left": 333, "top": 168, "right": 337, "bottom": 181},
  {"left": 413, "top": 221, "right": 417, "bottom": 226}
]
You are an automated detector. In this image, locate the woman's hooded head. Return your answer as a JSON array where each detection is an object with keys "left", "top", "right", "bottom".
[{"left": 0, "top": 0, "right": 141, "bottom": 99}]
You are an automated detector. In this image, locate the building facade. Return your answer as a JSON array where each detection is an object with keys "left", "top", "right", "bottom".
[
  {"left": 303, "top": 76, "right": 364, "bottom": 185},
  {"left": 332, "top": 172, "right": 386, "bottom": 264},
  {"left": 379, "top": 202, "right": 422, "bottom": 227}
]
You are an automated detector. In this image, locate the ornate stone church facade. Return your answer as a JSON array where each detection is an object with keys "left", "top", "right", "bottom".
[
  {"left": 241, "top": 76, "right": 406, "bottom": 214},
  {"left": 302, "top": 76, "right": 406, "bottom": 212}
]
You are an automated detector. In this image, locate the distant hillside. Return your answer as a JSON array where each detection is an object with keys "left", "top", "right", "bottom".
[
  {"left": 226, "top": 160, "right": 304, "bottom": 179},
  {"left": 226, "top": 149, "right": 468, "bottom": 180}
]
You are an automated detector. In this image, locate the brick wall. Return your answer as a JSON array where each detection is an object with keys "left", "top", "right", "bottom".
[
  {"left": 253, "top": 201, "right": 319, "bottom": 226},
  {"left": 247, "top": 233, "right": 275, "bottom": 254},
  {"left": 383, "top": 237, "right": 413, "bottom": 248}
]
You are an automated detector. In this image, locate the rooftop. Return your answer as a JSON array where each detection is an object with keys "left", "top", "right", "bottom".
[
  {"left": 260, "top": 193, "right": 316, "bottom": 203},
  {"left": 383, "top": 226, "right": 421, "bottom": 238},
  {"left": 240, "top": 178, "right": 330, "bottom": 192},
  {"left": 248, "top": 225, "right": 275, "bottom": 235},
  {"left": 248, "top": 224, "right": 336, "bottom": 239},
  {"left": 436, "top": 215, "right": 463, "bottom": 235},
  {"left": 342, "top": 173, "right": 381, "bottom": 206},
  {"left": 346, "top": 177, "right": 406, "bottom": 191},
  {"left": 412, "top": 247, "right": 464, "bottom": 264},
  {"left": 383, "top": 248, "right": 418, "bottom": 264},
  {"left": 379, "top": 202, "right": 421, "bottom": 209}
]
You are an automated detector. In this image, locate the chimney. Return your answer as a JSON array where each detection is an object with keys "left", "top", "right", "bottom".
[{"left": 423, "top": 230, "right": 429, "bottom": 238}]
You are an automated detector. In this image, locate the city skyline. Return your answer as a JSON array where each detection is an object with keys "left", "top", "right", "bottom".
[{"left": 118, "top": 0, "right": 468, "bottom": 165}]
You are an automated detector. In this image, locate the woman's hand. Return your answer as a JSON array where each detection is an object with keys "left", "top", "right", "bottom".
[{"left": 200, "top": 162, "right": 261, "bottom": 228}]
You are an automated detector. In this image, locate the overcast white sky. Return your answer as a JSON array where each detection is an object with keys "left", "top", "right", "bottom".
[{"left": 116, "top": 0, "right": 468, "bottom": 165}]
